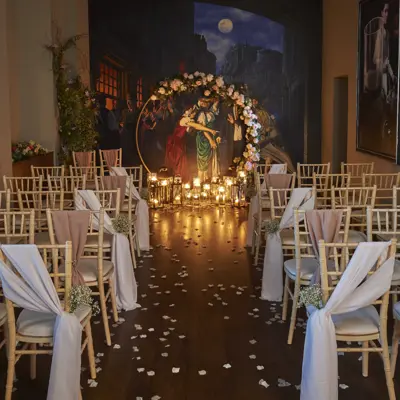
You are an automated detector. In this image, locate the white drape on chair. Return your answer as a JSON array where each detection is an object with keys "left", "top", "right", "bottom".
[
  {"left": 111, "top": 167, "right": 150, "bottom": 251},
  {"left": 0, "top": 245, "right": 82, "bottom": 400},
  {"left": 269, "top": 164, "right": 287, "bottom": 174},
  {"left": 246, "top": 195, "right": 259, "bottom": 247},
  {"left": 301, "top": 241, "right": 394, "bottom": 400},
  {"left": 75, "top": 190, "right": 140, "bottom": 311},
  {"left": 261, "top": 188, "right": 315, "bottom": 301}
]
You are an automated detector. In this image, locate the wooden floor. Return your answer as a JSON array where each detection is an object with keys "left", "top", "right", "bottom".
[{"left": 1, "top": 205, "right": 399, "bottom": 399}]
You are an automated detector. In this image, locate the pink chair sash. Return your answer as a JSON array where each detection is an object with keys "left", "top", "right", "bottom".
[
  {"left": 51, "top": 210, "right": 90, "bottom": 286},
  {"left": 102, "top": 149, "right": 119, "bottom": 168},
  {"left": 265, "top": 174, "right": 293, "bottom": 203},
  {"left": 306, "top": 209, "right": 343, "bottom": 284},
  {"left": 100, "top": 176, "right": 126, "bottom": 210},
  {"left": 75, "top": 152, "right": 93, "bottom": 167}
]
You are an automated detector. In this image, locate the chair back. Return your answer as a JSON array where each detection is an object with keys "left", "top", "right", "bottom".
[
  {"left": 31, "top": 166, "right": 64, "bottom": 180},
  {"left": 123, "top": 166, "right": 143, "bottom": 192},
  {"left": 269, "top": 187, "right": 293, "bottom": 220},
  {"left": 3, "top": 176, "right": 43, "bottom": 211},
  {"left": 297, "top": 163, "right": 330, "bottom": 187},
  {"left": 0, "top": 210, "right": 35, "bottom": 244},
  {"left": 99, "top": 149, "right": 122, "bottom": 175},
  {"left": 341, "top": 162, "right": 374, "bottom": 186},
  {"left": 367, "top": 207, "right": 400, "bottom": 241},
  {"left": 72, "top": 150, "right": 96, "bottom": 167},
  {"left": 362, "top": 173, "right": 400, "bottom": 208}
]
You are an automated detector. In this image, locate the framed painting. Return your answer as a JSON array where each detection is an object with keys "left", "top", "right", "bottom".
[{"left": 357, "top": 0, "right": 399, "bottom": 161}]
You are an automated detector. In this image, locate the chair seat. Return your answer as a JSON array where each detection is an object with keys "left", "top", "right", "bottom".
[
  {"left": 348, "top": 229, "right": 367, "bottom": 243},
  {"left": 17, "top": 305, "right": 91, "bottom": 337},
  {"left": 34, "top": 231, "right": 51, "bottom": 245},
  {"left": 280, "top": 229, "right": 307, "bottom": 245},
  {"left": 78, "top": 258, "right": 114, "bottom": 283},
  {"left": 284, "top": 257, "right": 318, "bottom": 280},
  {"left": 332, "top": 306, "right": 380, "bottom": 336},
  {"left": 85, "top": 233, "right": 113, "bottom": 248},
  {"left": 394, "top": 302, "right": 400, "bottom": 320}
]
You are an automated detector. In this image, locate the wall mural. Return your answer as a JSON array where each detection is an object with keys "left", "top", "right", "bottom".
[
  {"left": 357, "top": 0, "right": 400, "bottom": 161},
  {"left": 136, "top": 3, "right": 286, "bottom": 180}
]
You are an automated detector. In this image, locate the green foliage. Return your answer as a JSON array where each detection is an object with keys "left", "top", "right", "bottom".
[{"left": 46, "top": 34, "right": 98, "bottom": 164}]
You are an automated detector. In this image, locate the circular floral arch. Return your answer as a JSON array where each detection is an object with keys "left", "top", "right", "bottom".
[{"left": 135, "top": 71, "right": 261, "bottom": 175}]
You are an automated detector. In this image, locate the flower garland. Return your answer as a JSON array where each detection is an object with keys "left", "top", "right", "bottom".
[{"left": 150, "top": 71, "right": 261, "bottom": 172}]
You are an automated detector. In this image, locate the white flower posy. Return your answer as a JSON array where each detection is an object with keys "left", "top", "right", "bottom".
[{"left": 151, "top": 72, "right": 261, "bottom": 173}]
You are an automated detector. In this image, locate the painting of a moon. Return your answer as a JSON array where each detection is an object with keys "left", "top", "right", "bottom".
[{"left": 218, "top": 18, "right": 233, "bottom": 33}]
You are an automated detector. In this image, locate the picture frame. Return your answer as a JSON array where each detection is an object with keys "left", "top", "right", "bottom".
[{"left": 356, "top": 0, "right": 400, "bottom": 162}]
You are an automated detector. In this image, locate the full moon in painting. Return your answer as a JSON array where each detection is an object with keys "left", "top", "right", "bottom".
[{"left": 218, "top": 18, "right": 233, "bottom": 33}]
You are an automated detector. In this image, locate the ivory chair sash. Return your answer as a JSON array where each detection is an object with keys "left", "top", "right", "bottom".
[
  {"left": 75, "top": 190, "right": 140, "bottom": 311},
  {"left": 300, "top": 241, "right": 395, "bottom": 400},
  {"left": 50, "top": 211, "right": 90, "bottom": 285},
  {"left": 111, "top": 167, "right": 150, "bottom": 251},
  {"left": 0, "top": 244, "right": 82, "bottom": 400},
  {"left": 261, "top": 188, "right": 315, "bottom": 301}
]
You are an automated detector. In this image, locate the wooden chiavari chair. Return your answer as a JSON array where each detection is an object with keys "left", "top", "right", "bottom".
[
  {"left": 61, "top": 175, "right": 87, "bottom": 210},
  {"left": 331, "top": 186, "right": 376, "bottom": 243},
  {"left": 69, "top": 165, "right": 99, "bottom": 189},
  {"left": 3, "top": 176, "right": 43, "bottom": 212},
  {"left": 31, "top": 166, "right": 64, "bottom": 191},
  {"left": 318, "top": 239, "right": 396, "bottom": 398},
  {"left": 312, "top": 173, "right": 351, "bottom": 208},
  {"left": 297, "top": 163, "right": 330, "bottom": 187},
  {"left": 363, "top": 173, "right": 400, "bottom": 208},
  {"left": 124, "top": 166, "right": 144, "bottom": 193},
  {"left": 0, "top": 210, "right": 35, "bottom": 245},
  {"left": 99, "top": 148, "right": 122, "bottom": 176},
  {"left": 282, "top": 208, "right": 351, "bottom": 344},
  {"left": 0, "top": 242, "right": 96, "bottom": 400},
  {"left": 47, "top": 209, "right": 118, "bottom": 347},
  {"left": 341, "top": 162, "right": 374, "bottom": 187}
]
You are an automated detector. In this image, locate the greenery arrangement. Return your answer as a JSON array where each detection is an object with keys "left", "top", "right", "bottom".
[
  {"left": 264, "top": 219, "right": 281, "bottom": 235},
  {"left": 298, "top": 285, "right": 323, "bottom": 310},
  {"left": 69, "top": 285, "right": 100, "bottom": 316},
  {"left": 46, "top": 34, "right": 98, "bottom": 164},
  {"left": 112, "top": 214, "right": 131, "bottom": 236},
  {"left": 11, "top": 140, "right": 49, "bottom": 163}
]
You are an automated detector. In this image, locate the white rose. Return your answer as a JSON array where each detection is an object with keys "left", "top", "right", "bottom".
[
  {"left": 245, "top": 161, "right": 253, "bottom": 171},
  {"left": 246, "top": 143, "right": 253, "bottom": 150},
  {"left": 150, "top": 95, "right": 157, "bottom": 101},
  {"left": 188, "top": 74, "right": 194, "bottom": 79},
  {"left": 158, "top": 87, "right": 166, "bottom": 94},
  {"left": 163, "top": 82, "right": 168, "bottom": 87},
  {"left": 204, "top": 90, "right": 211, "bottom": 96},
  {"left": 206, "top": 74, "right": 214, "bottom": 82},
  {"left": 180, "top": 85, "right": 187, "bottom": 91},
  {"left": 227, "top": 88, "right": 233, "bottom": 96},
  {"left": 194, "top": 71, "right": 200, "bottom": 77},
  {"left": 183, "top": 73, "right": 188, "bottom": 78},
  {"left": 216, "top": 77, "right": 224, "bottom": 87},
  {"left": 199, "top": 72, "right": 205, "bottom": 78},
  {"left": 253, "top": 138, "right": 259, "bottom": 144}
]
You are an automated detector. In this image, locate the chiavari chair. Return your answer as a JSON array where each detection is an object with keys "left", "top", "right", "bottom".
[
  {"left": 72, "top": 150, "right": 96, "bottom": 168},
  {"left": 99, "top": 148, "right": 122, "bottom": 176},
  {"left": 363, "top": 173, "right": 400, "bottom": 208},
  {"left": 297, "top": 163, "right": 330, "bottom": 187},
  {"left": 3, "top": 176, "right": 43, "bottom": 212},
  {"left": 341, "top": 162, "right": 374, "bottom": 187}
]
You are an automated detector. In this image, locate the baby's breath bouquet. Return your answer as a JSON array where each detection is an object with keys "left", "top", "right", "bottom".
[
  {"left": 69, "top": 285, "right": 100, "bottom": 316},
  {"left": 298, "top": 285, "right": 323, "bottom": 310},
  {"left": 263, "top": 219, "right": 280, "bottom": 235},
  {"left": 112, "top": 214, "right": 130, "bottom": 236}
]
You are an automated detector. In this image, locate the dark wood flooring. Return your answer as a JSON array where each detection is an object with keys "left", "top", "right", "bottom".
[{"left": 1, "top": 205, "right": 399, "bottom": 399}]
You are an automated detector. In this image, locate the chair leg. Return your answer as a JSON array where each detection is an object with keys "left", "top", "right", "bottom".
[
  {"left": 5, "top": 343, "right": 16, "bottom": 400},
  {"left": 251, "top": 226, "right": 256, "bottom": 255},
  {"left": 30, "top": 343, "right": 37, "bottom": 380},
  {"left": 129, "top": 233, "right": 137, "bottom": 269},
  {"left": 382, "top": 335, "right": 397, "bottom": 400},
  {"left": 282, "top": 274, "right": 290, "bottom": 321},
  {"left": 287, "top": 280, "right": 300, "bottom": 345},
  {"left": 98, "top": 284, "right": 112, "bottom": 346},
  {"left": 85, "top": 322, "right": 97, "bottom": 380},
  {"left": 253, "top": 232, "right": 260, "bottom": 266},
  {"left": 391, "top": 321, "right": 400, "bottom": 378},
  {"left": 362, "top": 341, "right": 369, "bottom": 377},
  {"left": 134, "top": 226, "right": 141, "bottom": 258},
  {"left": 108, "top": 279, "right": 119, "bottom": 323}
]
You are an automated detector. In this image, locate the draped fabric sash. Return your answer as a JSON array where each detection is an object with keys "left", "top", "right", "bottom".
[
  {"left": 301, "top": 242, "right": 394, "bottom": 400},
  {"left": 246, "top": 173, "right": 292, "bottom": 247},
  {"left": 268, "top": 163, "right": 287, "bottom": 175},
  {"left": 100, "top": 175, "right": 127, "bottom": 210},
  {"left": 75, "top": 190, "right": 140, "bottom": 311},
  {"left": 305, "top": 210, "right": 343, "bottom": 285},
  {"left": 0, "top": 245, "right": 82, "bottom": 400},
  {"left": 51, "top": 211, "right": 90, "bottom": 286},
  {"left": 261, "top": 188, "right": 315, "bottom": 301},
  {"left": 102, "top": 150, "right": 119, "bottom": 168},
  {"left": 111, "top": 167, "right": 150, "bottom": 251},
  {"left": 74, "top": 152, "right": 92, "bottom": 167}
]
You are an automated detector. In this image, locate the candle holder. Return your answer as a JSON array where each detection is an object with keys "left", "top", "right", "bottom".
[
  {"left": 215, "top": 185, "right": 226, "bottom": 206},
  {"left": 172, "top": 176, "right": 182, "bottom": 205},
  {"left": 148, "top": 173, "right": 159, "bottom": 209}
]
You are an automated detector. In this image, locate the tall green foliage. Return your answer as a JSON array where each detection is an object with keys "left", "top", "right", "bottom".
[{"left": 46, "top": 34, "right": 98, "bottom": 164}]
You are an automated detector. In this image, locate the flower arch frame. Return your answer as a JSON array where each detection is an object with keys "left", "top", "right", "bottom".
[{"left": 135, "top": 72, "right": 261, "bottom": 174}]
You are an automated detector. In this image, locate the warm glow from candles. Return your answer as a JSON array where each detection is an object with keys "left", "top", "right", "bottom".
[
  {"left": 161, "top": 180, "right": 168, "bottom": 186},
  {"left": 175, "top": 195, "right": 181, "bottom": 201},
  {"left": 193, "top": 177, "right": 201, "bottom": 187},
  {"left": 204, "top": 184, "right": 210, "bottom": 191},
  {"left": 184, "top": 183, "right": 190, "bottom": 189},
  {"left": 239, "top": 171, "right": 246, "bottom": 178},
  {"left": 218, "top": 186, "right": 225, "bottom": 193},
  {"left": 226, "top": 179, "right": 233, "bottom": 186},
  {"left": 150, "top": 173, "right": 158, "bottom": 182}
]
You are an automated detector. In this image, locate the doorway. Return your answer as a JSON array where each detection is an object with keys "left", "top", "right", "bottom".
[{"left": 332, "top": 76, "right": 348, "bottom": 173}]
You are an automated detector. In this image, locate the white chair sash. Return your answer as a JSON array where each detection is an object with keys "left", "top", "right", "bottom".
[
  {"left": 111, "top": 167, "right": 150, "bottom": 251},
  {"left": 261, "top": 188, "right": 315, "bottom": 301},
  {"left": 301, "top": 241, "right": 394, "bottom": 400},
  {"left": 246, "top": 195, "right": 259, "bottom": 247},
  {"left": 269, "top": 164, "right": 287, "bottom": 174},
  {"left": 0, "top": 245, "right": 82, "bottom": 400},
  {"left": 75, "top": 190, "right": 140, "bottom": 311}
]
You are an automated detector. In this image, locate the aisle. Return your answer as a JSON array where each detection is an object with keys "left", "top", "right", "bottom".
[{"left": 5, "top": 206, "right": 397, "bottom": 399}]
